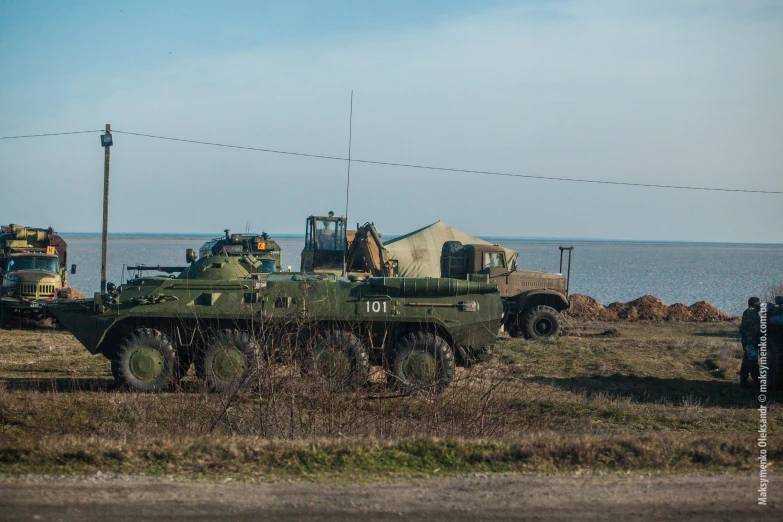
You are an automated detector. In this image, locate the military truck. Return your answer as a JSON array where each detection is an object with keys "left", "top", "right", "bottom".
[
  {"left": 439, "top": 241, "right": 572, "bottom": 340},
  {"left": 47, "top": 250, "right": 503, "bottom": 393},
  {"left": 301, "top": 214, "right": 571, "bottom": 341},
  {"left": 0, "top": 224, "right": 76, "bottom": 322}
]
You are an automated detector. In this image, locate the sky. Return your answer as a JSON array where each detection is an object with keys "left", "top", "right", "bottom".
[{"left": 0, "top": 0, "right": 781, "bottom": 242}]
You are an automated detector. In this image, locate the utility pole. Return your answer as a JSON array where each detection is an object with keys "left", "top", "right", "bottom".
[{"left": 100, "top": 124, "right": 113, "bottom": 294}]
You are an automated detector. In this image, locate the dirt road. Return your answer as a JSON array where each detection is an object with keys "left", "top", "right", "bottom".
[{"left": 0, "top": 472, "right": 775, "bottom": 521}]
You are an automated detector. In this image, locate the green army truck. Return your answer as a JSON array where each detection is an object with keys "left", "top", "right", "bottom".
[{"left": 0, "top": 224, "right": 76, "bottom": 323}]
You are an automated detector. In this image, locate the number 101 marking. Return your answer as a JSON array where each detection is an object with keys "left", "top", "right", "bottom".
[{"left": 366, "top": 301, "right": 387, "bottom": 313}]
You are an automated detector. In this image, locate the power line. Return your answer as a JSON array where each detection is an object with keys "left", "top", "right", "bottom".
[
  {"left": 111, "top": 130, "right": 780, "bottom": 195},
  {"left": 0, "top": 130, "right": 102, "bottom": 139},
  {"left": 1, "top": 128, "right": 779, "bottom": 194}
]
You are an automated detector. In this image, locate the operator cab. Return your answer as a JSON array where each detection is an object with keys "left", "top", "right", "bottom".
[{"left": 302, "top": 211, "right": 348, "bottom": 272}]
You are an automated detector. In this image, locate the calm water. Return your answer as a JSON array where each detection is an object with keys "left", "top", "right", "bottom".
[{"left": 62, "top": 235, "right": 783, "bottom": 315}]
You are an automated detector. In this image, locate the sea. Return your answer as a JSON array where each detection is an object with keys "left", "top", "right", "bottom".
[{"left": 60, "top": 233, "right": 783, "bottom": 316}]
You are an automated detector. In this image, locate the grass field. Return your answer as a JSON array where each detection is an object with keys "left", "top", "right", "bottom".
[{"left": 0, "top": 320, "right": 778, "bottom": 479}]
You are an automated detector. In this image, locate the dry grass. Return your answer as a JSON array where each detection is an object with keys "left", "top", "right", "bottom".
[{"left": 0, "top": 320, "right": 778, "bottom": 478}]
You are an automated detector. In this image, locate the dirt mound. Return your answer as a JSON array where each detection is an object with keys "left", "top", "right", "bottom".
[
  {"left": 666, "top": 303, "right": 694, "bottom": 322},
  {"left": 71, "top": 289, "right": 87, "bottom": 299},
  {"left": 567, "top": 294, "right": 605, "bottom": 319},
  {"left": 567, "top": 295, "right": 733, "bottom": 322},
  {"left": 603, "top": 302, "right": 632, "bottom": 320},
  {"left": 598, "top": 305, "right": 620, "bottom": 321},
  {"left": 688, "top": 301, "right": 734, "bottom": 322},
  {"left": 625, "top": 295, "right": 669, "bottom": 321}
]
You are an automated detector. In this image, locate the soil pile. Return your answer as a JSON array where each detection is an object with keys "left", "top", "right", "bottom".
[
  {"left": 625, "top": 295, "right": 669, "bottom": 321},
  {"left": 71, "top": 289, "right": 87, "bottom": 299},
  {"left": 688, "top": 301, "right": 734, "bottom": 322},
  {"left": 568, "top": 294, "right": 605, "bottom": 320},
  {"left": 567, "top": 295, "right": 734, "bottom": 322},
  {"left": 666, "top": 303, "right": 694, "bottom": 322}
]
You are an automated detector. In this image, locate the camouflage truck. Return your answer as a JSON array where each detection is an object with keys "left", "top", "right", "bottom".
[
  {"left": 0, "top": 224, "right": 76, "bottom": 323},
  {"left": 47, "top": 250, "right": 503, "bottom": 393},
  {"left": 302, "top": 215, "right": 572, "bottom": 341}
]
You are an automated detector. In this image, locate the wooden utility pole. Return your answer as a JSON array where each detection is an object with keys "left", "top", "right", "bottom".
[{"left": 100, "top": 123, "right": 111, "bottom": 294}]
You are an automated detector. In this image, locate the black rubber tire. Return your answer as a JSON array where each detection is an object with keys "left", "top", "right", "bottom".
[
  {"left": 307, "top": 330, "right": 370, "bottom": 391},
  {"left": 441, "top": 241, "right": 464, "bottom": 256},
  {"left": 196, "top": 330, "right": 260, "bottom": 391},
  {"left": 440, "top": 241, "right": 465, "bottom": 278},
  {"left": 520, "top": 305, "right": 561, "bottom": 341},
  {"left": 111, "top": 328, "right": 177, "bottom": 392},
  {"left": 392, "top": 332, "right": 455, "bottom": 392}
]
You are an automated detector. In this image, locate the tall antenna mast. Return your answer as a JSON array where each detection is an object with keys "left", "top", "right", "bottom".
[{"left": 342, "top": 90, "right": 353, "bottom": 277}]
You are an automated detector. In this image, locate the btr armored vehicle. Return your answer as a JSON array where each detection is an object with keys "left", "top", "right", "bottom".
[
  {"left": 1, "top": 224, "right": 76, "bottom": 323},
  {"left": 128, "top": 229, "right": 283, "bottom": 276},
  {"left": 48, "top": 251, "right": 502, "bottom": 393}
]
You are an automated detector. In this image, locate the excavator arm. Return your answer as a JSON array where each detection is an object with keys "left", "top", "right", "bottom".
[{"left": 346, "top": 222, "right": 396, "bottom": 276}]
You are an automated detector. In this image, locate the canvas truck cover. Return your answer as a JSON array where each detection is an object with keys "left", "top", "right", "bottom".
[{"left": 384, "top": 221, "right": 518, "bottom": 278}]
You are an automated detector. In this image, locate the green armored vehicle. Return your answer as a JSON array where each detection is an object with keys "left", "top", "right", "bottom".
[
  {"left": 129, "top": 229, "right": 283, "bottom": 276},
  {"left": 47, "top": 251, "right": 502, "bottom": 393}
]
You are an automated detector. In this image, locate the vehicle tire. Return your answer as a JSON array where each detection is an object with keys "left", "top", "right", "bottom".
[
  {"left": 392, "top": 332, "right": 455, "bottom": 392},
  {"left": 112, "top": 328, "right": 177, "bottom": 392},
  {"left": 196, "top": 330, "right": 260, "bottom": 391},
  {"left": 441, "top": 241, "right": 463, "bottom": 257},
  {"left": 307, "top": 330, "right": 370, "bottom": 391},
  {"left": 441, "top": 241, "right": 465, "bottom": 278},
  {"left": 520, "top": 305, "right": 561, "bottom": 341}
]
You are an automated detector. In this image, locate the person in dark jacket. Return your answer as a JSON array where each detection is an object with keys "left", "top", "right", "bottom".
[{"left": 739, "top": 297, "right": 761, "bottom": 388}]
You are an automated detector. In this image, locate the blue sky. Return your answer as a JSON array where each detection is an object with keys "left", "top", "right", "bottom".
[{"left": 0, "top": 0, "right": 781, "bottom": 242}]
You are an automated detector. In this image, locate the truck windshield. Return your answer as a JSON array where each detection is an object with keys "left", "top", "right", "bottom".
[
  {"left": 316, "top": 219, "right": 345, "bottom": 251},
  {"left": 483, "top": 252, "right": 506, "bottom": 269},
  {"left": 8, "top": 257, "right": 59, "bottom": 273}
]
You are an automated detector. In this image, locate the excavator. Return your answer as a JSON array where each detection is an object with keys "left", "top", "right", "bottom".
[{"left": 300, "top": 211, "right": 397, "bottom": 277}]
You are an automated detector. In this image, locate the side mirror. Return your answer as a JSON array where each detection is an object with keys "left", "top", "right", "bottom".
[
  {"left": 186, "top": 248, "right": 197, "bottom": 263},
  {"left": 70, "top": 264, "right": 77, "bottom": 274},
  {"left": 106, "top": 282, "right": 116, "bottom": 293}
]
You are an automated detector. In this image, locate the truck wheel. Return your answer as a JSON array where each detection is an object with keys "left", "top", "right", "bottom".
[
  {"left": 392, "top": 332, "right": 455, "bottom": 392},
  {"left": 520, "top": 305, "right": 561, "bottom": 341},
  {"left": 196, "top": 330, "right": 260, "bottom": 391},
  {"left": 112, "top": 328, "right": 177, "bottom": 392},
  {"left": 307, "top": 330, "right": 369, "bottom": 391}
]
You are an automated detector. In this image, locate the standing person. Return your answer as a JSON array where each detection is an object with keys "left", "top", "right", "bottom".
[{"left": 739, "top": 297, "right": 762, "bottom": 388}]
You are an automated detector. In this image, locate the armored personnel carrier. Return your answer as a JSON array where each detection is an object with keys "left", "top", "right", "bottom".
[{"left": 47, "top": 251, "right": 502, "bottom": 393}]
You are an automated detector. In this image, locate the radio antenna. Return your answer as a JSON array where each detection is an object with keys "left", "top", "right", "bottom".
[{"left": 342, "top": 90, "right": 353, "bottom": 277}]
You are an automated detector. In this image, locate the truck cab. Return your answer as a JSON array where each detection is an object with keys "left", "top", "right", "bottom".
[
  {"left": 0, "top": 225, "right": 73, "bottom": 321},
  {"left": 441, "top": 242, "right": 571, "bottom": 340}
]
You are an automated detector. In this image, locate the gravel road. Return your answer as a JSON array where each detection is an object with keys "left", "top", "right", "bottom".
[{"left": 0, "top": 472, "right": 777, "bottom": 521}]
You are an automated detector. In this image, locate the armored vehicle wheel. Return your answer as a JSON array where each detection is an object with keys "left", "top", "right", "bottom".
[
  {"left": 308, "top": 330, "right": 370, "bottom": 391},
  {"left": 112, "top": 328, "right": 177, "bottom": 392},
  {"left": 520, "top": 305, "right": 561, "bottom": 341},
  {"left": 196, "top": 330, "right": 260, "bottom": 391},
  {"left": 392, "top": 332, "right": 455, "bottom": 392}
]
